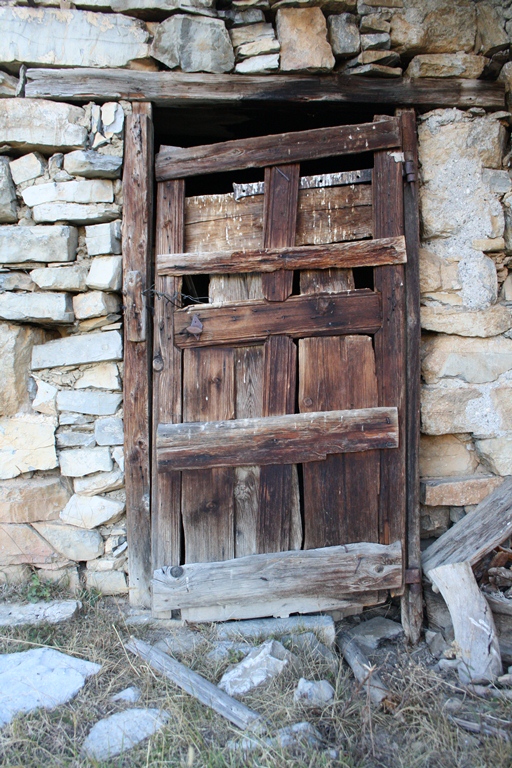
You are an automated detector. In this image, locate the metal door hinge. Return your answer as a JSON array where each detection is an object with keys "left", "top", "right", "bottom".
[
  {"left": 404, "top": 160, "right": 416, "bottom": 183},
  {"left": 405, "top": 567, "right": 422, "bottom": 584}
]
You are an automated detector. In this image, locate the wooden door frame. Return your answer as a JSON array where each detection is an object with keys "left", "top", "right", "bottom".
[{"left": 122, "top": 101, "right": 421, "bottom": 643}]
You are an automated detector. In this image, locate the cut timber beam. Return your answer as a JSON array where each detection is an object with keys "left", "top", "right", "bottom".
[
  {"left": 158, "top": 235, "right": 407, "bottom": 276},
  {"left": 157, "top": 406, "right": 398, "bottom": 471},
  {"left": 25, "top": 69, "right": 505, "bottom": 110},
  {"left": 156, "top": 119, "right": 400, "bottom": 180},
  {"left": 151, "top": 540, "right": 403, "bottom": 612},
  {"left": 174, "top": 290, "right": 382, "bottom": 348}
]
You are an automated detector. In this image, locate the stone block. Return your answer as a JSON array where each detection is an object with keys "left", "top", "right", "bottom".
[
  {"left": 63, "top": 150, "right": 122, "bottom": 179},
  {"left": 57, "top": 431, "right": 96, "bottom": 449},
  {"left": 0, "top": 565, "right": 31, "bottom": 585},
  {"left": 0, "top": 599, "right": 81, "bottom": 627},
  {"left": 73, "top": 291, "right": 120, "bottom": 320},
  {"left": 0, "top": 157, "right": 17, "bottom": 224},
  {"left": 420, "top": 505, "right": 450, "bottom": 538},
  {"left": 0, "top": 322, "right": 46, "bottom": 416},
  {"left": 343, "top": 63, "right": 402, "bottom": 77},
  {"left": 112, "top": 0, "right": 214, "bottom": 13},
  {"left": 33, "top": 521, "right": 103, "bottom": 560},
  {"left": 347, "top": 616, "right": 403, "bottom": 651},
  {"left": 86, "top": 256, "right": 122, "bottom": 292},
  {"left": 421, "top": 381, "right": 512, "bottom": 436},
  {"left": 0, "top": 99, "right": 87, "bottom": 153},
  {"left": 32, "top": 379, "right": 58, "bottom": 416},
  {"left": 73, "top": 469, "right": 124, "bottom": 496},
  {"left": 0, "top": 7, "right": 149, "bottom": 69},
  {"left": 75, "top": 363, "right": 120, "bottom": 391},
  {"left": 0, "top": 225, "right": 78, "bottom": 265},
  {"left": 328, "top": 13, "right": 360, "bottom": 57},
  {"left": 229, "top": 22, "right": 274, "bottom": 48},
  {"left": 277, "top": 9, "right": 335, "bottom": 72},
  {"left": 0, "top": 272, "right": 35, "bottom": 292},
  {"left": 101, "top": 103, "right": 124, "bottom": 138},
  {"left": 22, "top": 180, "right": 114, "bottom": 209},
  {"left": 482, "top": 169, "right": 512, "bottom": 197},
  {"left": 37, "top": 566, "right": 80, "bottom": 591},
  {"left": 235, "top": 55, "right": 279, "bottom": 73},
  {"left": 85, "top": 221, "right": 122, "bottom": 257},
  {"left": 344, "top": 50, "right": 400, "bottom": 68},
  {"left": 152, "top": 15, "right": 235, "bottom": 73},
  {"left": 85, "top": 569, "right": 127, "bottom": 594},
  {"left": 0, "top": 293, "right": 74, "bottom": 325},
  {"left": 32, "top": 203, "right": 120, "bottom": 226},
  {"left": 32, "top": 330, "right": 122, "bottom": 370},
  {"left": 0, "top": 71, "right": 18, "bottom": 98},
  {"left": 0, "top": 522, "right": 58, "bottom": 566},
  {"left": 236, "top": 38, "right": 280, "bottom": 59},
  {"left": 476, "top": 2, "right": 509, "bottom": 57},
  {"left": 30, "top": 265, "right": 88, "bottom": 293},
  {"left": 112, "top": 446, "right": 124, "bottom": 471},
  {"left": 406, "top": 53, "right": 486, "bottom": 79},
  {"left": 57, "top": 391, "right": 122, "bottom": 416},
  {"left": 390, "top": 0, "right": 476, "bottom": 56},
  {"left": 0, "top": 475, "right": 71, "bottom": 524},
  {"left": 60, "top": 494, "right": 124, "bottom": 529},
  {"left": 59, "top": 447, "right": 113, "bottom": 477},
  {"left": 421, "top": 304, "right": 512, "bottom": 337},
  {"left": 95, "top": 417, "right": 123, "bottom": 446},
  {"left": 421, "top": 335, "right": 512, "bottom": 385},
  {"left": 360, "top": 15, "right": 390, "bottom": 34},
  {"left": 476, "top": 437, "right": 512, "bottom": 476},
  {"left": 421, "top": 474, "right": 504, "bottom": 506},
  {"left": 0, "top": 415, "right": 57, "bottom": 480},
  {"left": 420, "top": 434, "right": 478, "bottom": 478},
  {"left": 360, "top": 32, "right": 390, "bottom": 50},
  {"left": 9, "top": 153, "right": 46, "bottom": 185}
]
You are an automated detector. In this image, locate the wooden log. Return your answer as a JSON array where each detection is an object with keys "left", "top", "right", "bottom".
[
  {"left": 157, "top": 406, "right": 398, "bottom": 471},
  {"left": 122, "top": 102, "right": 153, "bottom": 607},
  {"left": 26, "top": 69, "right": 505, "bottom": 110},
  {"left": 173, "top": 290, "right": 382, "bottom": 349},
  {"left": 428, "top": 562, "right": 502, "bottom": 684},
  {"left": 156, "top": 119, "right": 401, "bottom": 180},
  {"left": 151, "top": 540, "right": 403, "bottom": 610},
  {"left": 421, "top": 476, "right": 512, "bottom": 576},
  {"left": 126, "top": 637, "right": 264, "bottom": 731},
  {"left": 157, "top": 236, "right": 407, "bottom": 276},
  {"left": 337, "top": 631, "right": 397, "bottom": 707}
]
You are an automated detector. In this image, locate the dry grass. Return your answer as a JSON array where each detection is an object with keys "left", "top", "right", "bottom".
[{"left": 0, "top": 589, "right": 512, "bottom": 768}]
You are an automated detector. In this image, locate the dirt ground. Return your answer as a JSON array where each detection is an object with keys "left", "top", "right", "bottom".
[{"left": 1, "top": 581, "right": 512, "bottom": 768}]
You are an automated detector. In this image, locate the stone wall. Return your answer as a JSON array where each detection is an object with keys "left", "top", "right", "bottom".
[{"left": 1, "top": 0, "right": 512, "bottom": 591}]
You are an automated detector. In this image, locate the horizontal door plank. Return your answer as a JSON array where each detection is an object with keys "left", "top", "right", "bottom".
[
  {"left": 157, "top": 406, "right": 398, "bottom": 471},
  {"left": 158, "top": 235, "right": 406, "bottom": 276},
  {"left": 152, "top": 540, "right": 403, "bottom": 610},
  {"left": 26, "top": 69, "right": 505, "bottom": 110},
  {"left": 156, "top": 120, "right": 400, "bottom": 180},
  {"left": 174, "top": 290, "right": 382, "bottom": 348}
]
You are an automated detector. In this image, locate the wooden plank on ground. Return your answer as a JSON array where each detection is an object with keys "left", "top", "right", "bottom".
[
  {"left": 123, "top": 102, "right": 153, "bottom": 607},
  {"left": 157, "top": 235, "right": 407, "bottom": 276},
  {"left": 337, "top": 631, "right": 396, "bottom": 708},
  {"left": 156, "top": 120, "right": 400, "bottom": 180},
  {"left": 299, "top": 336, "right": 379, "bottom": 548},
  {"left": 157, "top": 406, "right": 398, "bottom": 471},
  {"left": 421, "top": 476, "right": 512, "bottom": 576},
  {"left": 173, "top": 290, "right": 382, "bottom": 348}
]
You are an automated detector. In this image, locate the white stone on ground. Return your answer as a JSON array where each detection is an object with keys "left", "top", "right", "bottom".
[
  {"left": 111, "top": 686, "right": 141, "bottom": 704},
  {"left": 206, "top": 641, "right": 252, "bottom": 663},
  {"left": 87, "top": 255, "right": 123, "bottom": 291},
  {"left": 0, "top": 225, "right": 77, "bottom": 265},
  {"left": 0, "top": 647, "right": 100, "bottom": 727},
  {"left": 217, "top": 614, "right": 335, "bottom": 646},
  {"left": 32, "top": 330, "right": 122, "bottom": 370},
  {"left": 293, "top": 677, "right": 335, "bottom": 706},
  {"left": 60, "top": 494, "right": 124, "bottom": 529},
  {"left": 218, "top": 639, "right": 297, "bottom": 696},
  {"left": 347, "top": 617, "right": 404, "bottom": 652},
  {"left": 82, "top": 708, "right": 170, "bottom": 761},
  {"left": 0, "top": 600, "right": 81, "bottom": 627},
  {"left": 228, "top": 721, "right": 323, "bottom": 753},
  {"left": 85, "top": 221, "right": 122, "bottom": 256}
]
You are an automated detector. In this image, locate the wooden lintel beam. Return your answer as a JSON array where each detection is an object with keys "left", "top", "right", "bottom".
[{"left": 25, "top": 69, "right": 505, "bottom": 110}]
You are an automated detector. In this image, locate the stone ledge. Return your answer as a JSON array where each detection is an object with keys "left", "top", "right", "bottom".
[{"left": 420, "top": 474, "right": 504, "bottom": 507}]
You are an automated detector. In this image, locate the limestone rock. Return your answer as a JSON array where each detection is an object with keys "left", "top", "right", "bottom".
[
  {"left": 101, "top": 103, "right": 124, "bottom": 138},
  {"left": 421, "top": 335, "right": 512, "bottom": 385},
  {"left": 85, "top": 221, "right": 122, "bottom": 256},
  {"left": 421, "top": 381, "right": 512, "bottom": 436},
  {"left": 476, "top": 437, "right": 512, "bottom": 476},
  {"left": 59, "top": 446, "right": 113, "bottom": 476},
  {"left": 0, "top": 99, "right": 87, "bottom": 153},
  {"left": 0, "top": 322, "right": 46, "bottom": 416},
  {"left": 86, "top": 256, "right": 122, "bottom": 291},
  {"left": 293, "top": 678, "right": 335, "bottom": 706},
  {"left": 476, "top": 3, "right": 508, "bottom": 57},
  {"left": 421, "top": 475, "right": 504, "bottom": 506},
  {"left": 0, "top": 414, "right": 57, "bottom": 480},
  {"left": 0, "top": 293, "right": 74, "bottom": 325},
  {"left": 112, "top": 446, "right": 124, "bottom": 471},
  {"left": 343, "top": 63, "right": 402, "bottom": 77},
  {"left": 95, "top": 417, "right": 123, "bottom": 446},
  {"left": 0, "top": 225, "right": 77, "bottom": 265},
  {"left": 0, "top": 599, "right": 80, "bottom": 627},
  {"left": 36, "top": 566, "right": 80, "bottom": 590},
  {"left": 277, "top": 9, "right": 335, "bottom": 72},
  {"left": 31, "top": 330, "right": 122, "bottom": 370},
  {"left": 63, "top": 150, "right": 122, "bottom": 180},
  {"left": 82, "top": 708, "right": 169, "bottom": 761},
  {"left": 344, "top": 49, "right": 400, "bottom": 68},
  {"left": 57, "top": 391, "right": 122, "bottom": 416},
  {"left": 0, "top": 71, "right": 18, "bottom": 98},
  {"left": 22, "top": 180, "right": 114, "bottom": 209},
  {"left": 0, "top": 475, "right": 71, "bottom": 524},
  {"left": 0, "top": 157, "right": 17, "bottom": 224},
  {"left": 229, "top": 22, "right": 274, "bottom": 48},
  {"left": 73, "top": 469, "right": 124, "bottom": 496},
  {"left": 0, "top": 522, "right": 57, "bottom": 566},
  {"left": 406, "top": 53, "right": 487, "bottom": 79},
  {"left": 0, "top": 7, "right": 149, "bottom": 69},
  {"left": 347, "top": 617, "right": 404, "bottom": 651},
  {"left": 360, "top": 14, "right": 390, "bottom": 34},
  {"left": 219, "top": 639, "right": 297, "bottom": 695},
  {"left": 328, "top": 13, "right": 360, "bottom": 57},
  {"left": 56, "top": 430, "right": 96, "bottom": 449},
  {"left": 85, "top": 569, "right": 127, "bottom": 594},
  {"left": 390, "top": 0, "right": 476, "bottom": 56},
  {"left": 32, "top": 202, "right": 120, "bottom": 225},
  {"left": 235, "top": 54, "right": 279, "bottom": 73},
  {"left": 60, "top": 493, "right": 124, "bottom": 529},
  {"left": 33, "top": 521, "right": 104, "bottom": 560},
  {"left": 360, "top": 32, "right": 390, "bottom": 50},
  {"left": 0, "top": 647, "right": 100, "bottom": 728},
  {"left": 32, "top": 379, "right": 58, "bottom": 416},
  {"left": 0, "top": 564, "right": 31, "bottom": 585},
  {"left": 111, "top": 686, "right": 141, "bottom": 704},
  {"left": 9, "top": 153, "right": 46, "bottom": 185},
  {"left": 482, "top": 169, "right": 512, "bottom": 198},
  {"left": 421, "top": 305, "right": 512, "bottom": 337},
  {"left": 75, "top": 363, "right": 120, "bottom": 390},
  {"left": 219, "top": 8, "right": 265, "bottom": 26},
  {"left": 152, "top": 15, "right": 235, "bottom": 73},
  {"left": 112, "top": 0, "right": 214, "bottom": 13},
  {"left": 421, "top": 505, "right": 450, "bottom": 538},
  {"left": 0, "top": 272, "right": 35, "bottom": 292},
  {"left": 73, "top": 291, "right": 120, "bottom": 320},
  {"left": 228, "top": 721, "right": 323, "bottom": 753},
  {"left": 420, "top": 434, "right": 478, "bottom": 478},
  {"left": 502, "top": 274, "right": 512, "bottom": 300},
  {"left": 30, "top": 265, "right": 88, "bottom": 292},
  {"left": 236, "top": 38, "right": 280, "bottom": 59}
]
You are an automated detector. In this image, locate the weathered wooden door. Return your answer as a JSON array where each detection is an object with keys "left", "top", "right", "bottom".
[{"left": 151, "top": 114, "right": 416, "bottom": 621}]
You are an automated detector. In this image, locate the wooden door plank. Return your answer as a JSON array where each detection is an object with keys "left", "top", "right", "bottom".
[
  {"left": 152, "top": 540, "right": 403, "bottom": 611},
  {"left": 156, "top": 119, "right": 401, "bottom": 180},
  {"left": 262, "top": 164, "right": 300, "bottom": 301},
  {"left": 152, "top": 180, "right": 184, "bottom": 572},
  {"left": 157, "top": 236, "right": 407, "bottom": 276},
  {"left": 123, "top": 102, "right": 153, "bottom": 607},
  {"left": 157, "top": 406, "right": 398, "bottom": 470},
  {"left": 181, "top": 347, "right": 235, "bottom": 563},
  {"left": 373, "top": 135, "right": 406, "bottom": 554}
]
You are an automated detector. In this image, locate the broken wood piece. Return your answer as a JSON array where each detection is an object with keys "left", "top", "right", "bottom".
[
  {"left": 125, "top": 637, "right": 264, "bottom": 731},
  {"left": 337, "top": 631, "right": 397, "bottom": 708},
  {"left": 428, "top": 562, "right": 502, "bottom": 684},
  {"left": 451, "top": 716, "right": 511, "bottom": 743}
]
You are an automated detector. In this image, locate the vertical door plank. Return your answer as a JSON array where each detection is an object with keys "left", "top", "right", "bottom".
[
  {"left": 152, "top": 179, "right": 184, "bottom": 571},
  {"left": 123, "top": 102, "right": 153, "bottom": 607},
  {"left": 300, "top": 268, "right": 354, "bottom": 294},
  {"left": 182, "top": 347, "right": 235, "bottom": 563},
  {"left": 299, "top": 336, "right": 379, "bottom": 548},
  {"left": 373, "top": 134, "right": 406, "bottom": 550},
  {"left": 262, "top": 164, "right": 300, "bottom": 302},
  {"left": 398, "top": 107, "right": 422, "bottom": 643}
]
